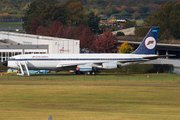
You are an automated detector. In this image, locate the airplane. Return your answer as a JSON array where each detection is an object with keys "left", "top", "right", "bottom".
[{"left": 2, "top": 26, "right": 171, "bottom": 76}]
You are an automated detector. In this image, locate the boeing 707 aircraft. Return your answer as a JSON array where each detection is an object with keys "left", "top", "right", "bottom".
[{"left": 3, "top": 26, "right": 169, "bottom": 76}]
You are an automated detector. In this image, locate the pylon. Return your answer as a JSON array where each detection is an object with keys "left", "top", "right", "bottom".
[{"left": 1, "top": 73, "right": 2, "bottom": 76}]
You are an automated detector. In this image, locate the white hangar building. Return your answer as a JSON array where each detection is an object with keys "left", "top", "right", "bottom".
[{"left": 0, "top": 31, "right": 80, "bottom": 62}]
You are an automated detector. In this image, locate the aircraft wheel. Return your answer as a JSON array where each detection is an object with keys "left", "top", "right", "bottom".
[
  {"left": 75, "top": 71, "right": 81, "bottom": 75},
  {"left": 91, "top": 71, "right": 96, "bottom": 75},
  {"left": 86, "top": 72, "right": 91, "bottom": 75}
]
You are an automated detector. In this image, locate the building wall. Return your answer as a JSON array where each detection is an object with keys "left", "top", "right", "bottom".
[
  {"left": 0, "top": 45, "right": 48, "bottom": 62},
  {"left": 0, "top": 32, "right": 80, "bottom": 54}
]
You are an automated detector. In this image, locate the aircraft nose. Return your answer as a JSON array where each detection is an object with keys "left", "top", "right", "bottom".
[{"left": 2, "top": 60, "right": 8, "bottom": 67}]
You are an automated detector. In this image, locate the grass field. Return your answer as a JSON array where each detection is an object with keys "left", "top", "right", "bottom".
[
  {"left": 136, "top": 19, "right": 144, "bottom": 24},
  {"left": 0, "top": 73, "right": 180, "bottom": 120},
  {"left": 0, "top": 22, "right": 22, "bottom": 28}
]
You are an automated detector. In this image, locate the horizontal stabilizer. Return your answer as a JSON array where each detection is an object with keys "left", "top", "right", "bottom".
[
  {"left": 143, "top": 54, "right": 175, "bottom": 59},
  {"left": 117, "top": 59, "right": 149, "bottom": 63}
]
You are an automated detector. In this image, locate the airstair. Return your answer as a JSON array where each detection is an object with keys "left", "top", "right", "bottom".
[{"left": 17, "top": 61, "right": 30, "bottom": 76}]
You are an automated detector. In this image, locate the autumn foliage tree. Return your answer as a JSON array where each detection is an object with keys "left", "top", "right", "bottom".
[
  {"left": 66, "top": 0, "right": 88, "bottom": 26},
  {"left": 118, "top": 41, "right": 133, "bottom": 53},
  {"left": 28, "top": 18, "right": 41, "bottom": 34},
  {"left": 56, "top": 24, "right": 67, "bottom": 38},
  {"left": 77, "top": 27, "right": 94, "bottom": 49},
  {"left": 73, "top": 25, "right": 86, "bottom": 39},
  {"left": 29, "top": 19, "right": 117, "bottom": 53},
  {"left": 65, "top": 26, "right": 75, "bottom": 39},
  {"left": 36, "top": 26, "right": 49, "bottom": 36},
  {"left": 90, "top": 29, "right": 117, "bottom": 53},
  {"left": 49, "top": 20, "right": 62, "bottom": 37}
]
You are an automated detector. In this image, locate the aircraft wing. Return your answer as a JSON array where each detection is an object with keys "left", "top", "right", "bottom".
[
  {"left": 56, "top": 63, "right": 87, "bottom": 68},
  {"left": 56, "top": 62, "right": 104, "bottom": 68},
  {"left": 56, "top": 54, "right": 175, "bottom": 68}
]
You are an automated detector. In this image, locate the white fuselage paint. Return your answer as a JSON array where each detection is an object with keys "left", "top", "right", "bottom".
[{"left": 8, "top": 53, "right": 156, "bottom": 71}]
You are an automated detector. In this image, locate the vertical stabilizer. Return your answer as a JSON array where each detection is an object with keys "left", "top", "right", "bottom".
[{"left": 131, "top": 26, "right": 160, "bottom": 54}]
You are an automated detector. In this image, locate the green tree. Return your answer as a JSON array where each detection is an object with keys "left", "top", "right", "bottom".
[
  {"left": 22, "top": 0, "right": 59, "bottom": 32},
  {"left": 160, "top": 29, "right": 174, "bottom": 40},
  {"left": 123, "top": 20, "right": 136, "bottom": 29},
  {"left": 135, "top": 27, "right": 149, "bottom": 37},
  {"left": 169, "top": 2, "right": 180, "bottom": 39},
  {"left": 132, "top": 12, "right": 141, "bottom": 20},
  {"left": 65, "top": 0, "right": 88, "bottom": 26},
  {"left": 87, "top": 11, "right": 101, "bottom": 32},
  {"left": 144, "top": 2, "right": 180, "bottom": 39}
]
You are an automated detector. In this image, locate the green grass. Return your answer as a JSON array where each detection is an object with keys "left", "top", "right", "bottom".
[
  {"left": 136, "top": 19, "right": 144, "bottom": 24},
  {"left": 1, "top": 73, "right": 180, "bottom": 82},
  {"left": 0, "top": 22, "right": 22, "bottom": 28},
  {"left": 0, "top": 73, "right": 180, "bottom": 120}
]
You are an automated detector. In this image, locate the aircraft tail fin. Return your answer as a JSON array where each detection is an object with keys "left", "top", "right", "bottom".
[{"left": 131, "top": 26, "right": 160, "bottom": 55}]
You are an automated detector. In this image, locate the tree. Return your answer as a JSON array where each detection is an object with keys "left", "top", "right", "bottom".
[
  {"left": 73, "top": 25, "right": 86, "bottom": 39},
  {"left": 135, "top": 27, "right": 149, "bottom": 37},
  {"left": 38, "top": 4, "right": 69, "bottom": 26},
  {"left": 87, "top": 11, "right": 101, "bottom": 31},
  {"left": 132, "top": 12, "right": 141, "bottom": 20},
  {"left": 65, "top": 26, "right": 76, "bottom": 39},
  {"left": 90, "top": 29, "right": 117, "bottom": 53},
  {"left": 78, "top": 27, "right": 94, "bottom": 49},
  {"left": 56, "top": 24, "right": 66, "bottom": 38},
  {"left": 22, "top": 0, "right": 71, "bottom": 33},
  {"left": 22, "top": 0, "right": 59, "bottom": 32},
  {"left": 36, "top": 26, "right": 49, "bottom": 36},
  {"left": 65, "top": 0, "right": 88, "bottom": 26},
  {"left": 169, "top": 2, "right": 180, "bottom": 39},
  {"left": 49, "top": 20, "right": 62, "bottom": 37},
  {"left": 123, "top": 20, "right": 136, "bottom": 29},
  {"left": 118, "top": 41, "right": 134, "bottom": 53},
  {"left": 28, "top": 18, "right": 41, "bottom": 34},
  {"left": 144, "top": 2, "right": 180, "bottom": 39},
  {"left": 160, "top": 29, "right": 174, "bottom": 40}
]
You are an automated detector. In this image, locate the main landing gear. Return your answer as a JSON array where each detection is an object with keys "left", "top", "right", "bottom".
[{"left": 75, "top": 71, "right": 96, "bottom": 75}]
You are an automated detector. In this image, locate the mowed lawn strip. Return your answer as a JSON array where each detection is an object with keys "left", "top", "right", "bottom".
[
  {"left": 0, "top": 73, "right": 180, "bottom": 119},
  {"left": 0, "top": 22, "right": 22, "bottom": 28},
  {"left": 1, "top": 73, "right": 180, "bottom": 83}
]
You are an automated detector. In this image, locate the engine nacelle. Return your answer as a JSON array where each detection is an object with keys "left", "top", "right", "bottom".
[
  {"left": 102, "top": 62, "right": 117, "bottom": 69},
  {"left": 76, "top": 65, "right": 92, "bottom": 71},
  {"left": 117, "top": 62, "right": 139, "bottom": 68}
]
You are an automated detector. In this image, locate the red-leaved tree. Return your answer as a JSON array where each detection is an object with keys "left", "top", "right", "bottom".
[
  {"left": 49, "top": 20, "right": 62, "bottom": 37},
  {"left": 56, "top": 24, "right": 64, "bottom": 38},
  {"left": 66, "top": 26, "right": 75, "bottom": 39},
  {"left": 28, "top": 18, "right": 41, "bottom": 34},
  {"left": 78, "top": 27, "right": 94, "bottom": 49},
  {"left": 56, "top": 24, "right": 68, "bottom": 38},
  {"left": 90, "top": 29, "right": 117, "bottom": 53},
  {"left": 73, "top": 25, "right": 86, "bottom": 39},
  {"left": 36, "top": 26, "right": 49, "bottom": 36}
]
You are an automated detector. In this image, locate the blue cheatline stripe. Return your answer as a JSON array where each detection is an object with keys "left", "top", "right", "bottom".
[
  {"left": 10, "top": 58, "right": 143, "bottom": 61},
  {"left": 79, "top": 68, "right": 92, "bottom": 70}
]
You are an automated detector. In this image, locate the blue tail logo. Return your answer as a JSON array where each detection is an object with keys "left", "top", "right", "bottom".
[{"left": 132, "top": 26, "right": 160, "bottom": 55}]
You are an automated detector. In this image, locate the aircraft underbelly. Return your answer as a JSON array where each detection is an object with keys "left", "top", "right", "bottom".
[{"left": 27, "top": 60, "right": 58, "bottom": 70}]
